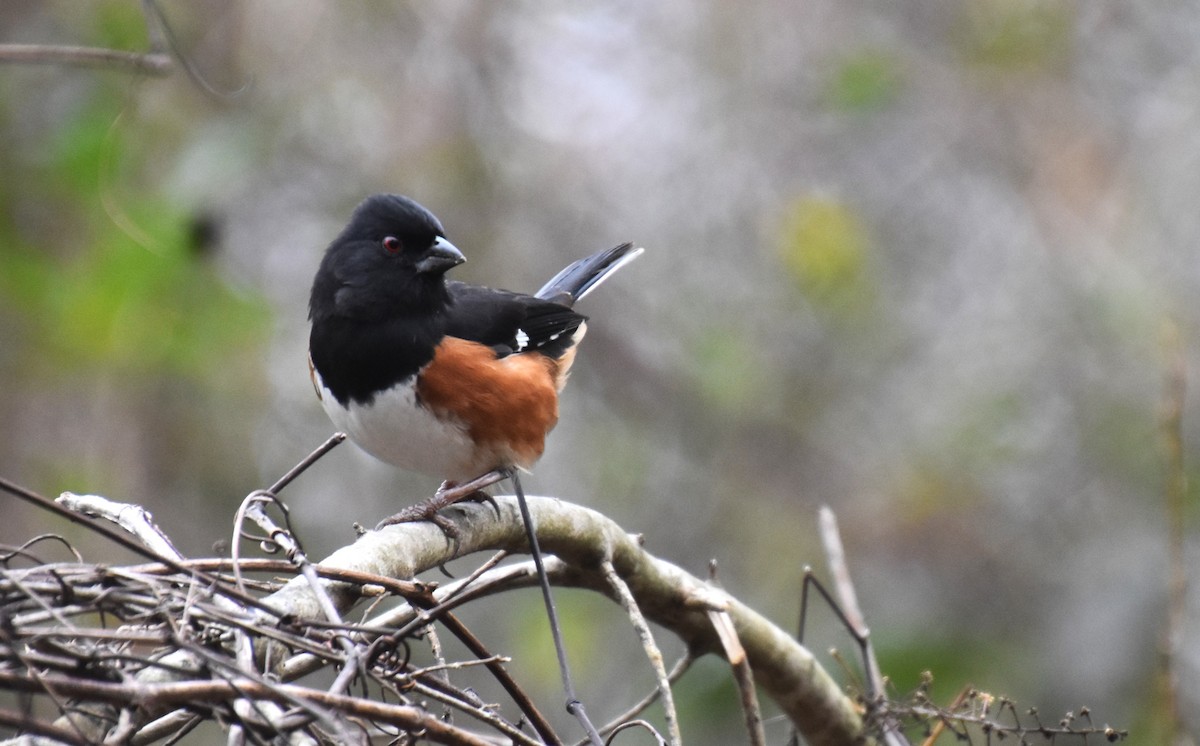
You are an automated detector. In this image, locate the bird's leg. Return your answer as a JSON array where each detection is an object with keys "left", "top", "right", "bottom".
[
  {"left": 375, "top": 468, "right": 511, "bottom": 534},
  {"left": 445, "top": 477, "right": 505, "bottom": 519}
]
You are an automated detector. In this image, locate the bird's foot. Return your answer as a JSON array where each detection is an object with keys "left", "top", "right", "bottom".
[{"left": 375, "top": 469, "right": 512, "bottom": 537}]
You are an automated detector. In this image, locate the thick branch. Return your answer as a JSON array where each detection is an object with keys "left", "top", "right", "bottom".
[{"left": 262, "top": 495, "right": 869, "bottom": 746}]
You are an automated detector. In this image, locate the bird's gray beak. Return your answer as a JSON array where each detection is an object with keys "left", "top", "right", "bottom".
[{"left": 415, "top": 236, "right": 466, "bottom": 274}]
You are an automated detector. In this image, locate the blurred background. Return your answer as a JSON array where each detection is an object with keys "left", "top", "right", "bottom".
[{"left": 1, "top": 1, "right": 1197, "bottom": 743}]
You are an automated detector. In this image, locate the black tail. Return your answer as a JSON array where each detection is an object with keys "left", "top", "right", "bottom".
[{"left": 535, "top": 243, "right": 643, "bottom": 307}]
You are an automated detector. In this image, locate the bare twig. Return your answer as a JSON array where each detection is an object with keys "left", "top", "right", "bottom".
[
  {"left": 239, "top": 491, "right": 361, "bottom": 699},
  {"left": 421, "top": 623, "right": 453, "bottom": 723},
  {"left": 708, "top": 608, "right": 765, "bottom": 746},
  {"left": 1158, "top": 319, "right": 1193, "bottom": 746},
  {"left": 604, "top": 720, "right": 668, "bottom": 745},
  {"left": 140, "top": 0, "right": 251, "bottom": 98},
  {"left": 816, "top": 507, "right": 880, "bottom": 695},
  {"left": 0, "top": 469, "right": 1131, "bottom": 746},
  {"left": 0, "top": 44, "right": 171, "bottom": 74},
  {"left": 265, "top": 433, "right": 347, "bottom": 495},
  {"left": 510, "top": 472, "right": 603, "bottom": 746},
  {"left": 880, "top": 685, "right": 1128, "bottom": 743},
  {"left": 817, "top": 507, "right": 907, "bottom": 746},
  {"left": 1, "top": 534, "right": 84, "bottom": 565},
  {"left": 59, "top": 492, "right": 279, "bottom": 745},
  {"left": 600, "top": 558, "right": 681, "bottom": 746},
  {"left": 130, "top": 711, "right": 202, "bottom": 746},
  {"left": 919, "top": 684, "right": 971, "bottom": 746},
  {"left": 0, "top": 706, "right": 92, "bottom": 746},
  {"left": 2, "top": 481, "right": 867, "bottom": 746},
  {"left": 0, "top": 478, "right": 272, "bottom": 615},
  {"left": 441, "top": 549, "right": 509, "bottom": 602},
  {"left": 0, "top": 670, "right": 493, "bottom": 746},
  {"left": 402, "top": 679, "right": 543, "bottom": 746},
  {"left": 274, "top": 556, "right": 561, "bottom": 745},
  {"left": 586, "top": 653, "right": 693, "bottom": 746},
  {"left": 0, "top": 478, "right": 192, "bottom": 574},
  {"left": 57, "top": 493, "right": 182, "bottom": 561}
]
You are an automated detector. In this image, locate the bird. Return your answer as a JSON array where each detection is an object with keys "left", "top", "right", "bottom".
[{"left": 307, "top": 194, "right": 642, "bottom": 529}]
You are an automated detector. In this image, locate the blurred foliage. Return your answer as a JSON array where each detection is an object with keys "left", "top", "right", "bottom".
[
  {"left": 1, "top": 92, "right": 268, "bottom": 382},
  {"left": 894, "top": 466, "right": 986, "bottom": 524},
  {"left": 1138, "top": 667, "right": 1186, "bottom": 746},
  {"left": 959, "top": 0, "right": 1073, "bottom": 73},
  {"left": 690, "top": 328, "right": 767, "bottom": 413},
  {"left": 84, "top": 0, "right": 151, "bottom": 52},
  {"left": 878, "top": 636, "right": 1019, "bottom": 710},
  {"left": 510, "top": 590, "right": 608, "bottom": 685},
  {"left": 17, "top": 219, "right": 266, "bottom": 378},
  {"left": 44, "top": 99, "right": 124, "bottom": 195},
  {"left": 1081, "top": 401, "right": 1160, "bottom": 483},
  {"left": 825, "top": 50, "right": 903, "bottom": 114},
  {"left": 669, "top": 657, "right": 746, "bottom": 740},
  {"left": 0, "top": 25, "right": 271, "bottom": 545},
  {"left": 778, "top": 195, "right": 875, "bottom": 317}
]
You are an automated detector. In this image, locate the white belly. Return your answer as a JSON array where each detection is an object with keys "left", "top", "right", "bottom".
[{"left": 315, "top": 371, "right": 483, "bottom": 481}]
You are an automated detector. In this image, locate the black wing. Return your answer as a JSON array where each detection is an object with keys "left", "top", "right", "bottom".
[{"left": 444, "top": 282, "right": 586, "bottom": 360}]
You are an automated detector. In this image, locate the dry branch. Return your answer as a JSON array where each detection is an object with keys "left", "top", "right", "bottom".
[
  {"left": 0, "top": 493, "right": 867, "bottom": 745},
  {"left": 0, "top": 44, "right": 171, "bottom": 75},
  {"left": 263, "top": 495, "right": 868, "bottom": 746}
]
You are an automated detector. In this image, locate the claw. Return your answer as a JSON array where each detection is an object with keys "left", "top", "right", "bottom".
[{"left": 374, "top": 468, "right": 512, "bottom": 538}]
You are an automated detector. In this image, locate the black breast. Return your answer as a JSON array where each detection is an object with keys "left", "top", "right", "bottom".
[{"left": 309, "top": 315, "right": 444, "bottom": 406}]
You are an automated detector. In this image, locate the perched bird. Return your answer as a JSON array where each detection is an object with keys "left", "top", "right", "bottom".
[{"left": 308, "top": 194, "right": 642, "bottom": 527}]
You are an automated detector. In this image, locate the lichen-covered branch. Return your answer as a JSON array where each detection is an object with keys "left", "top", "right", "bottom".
[{"left": 262, "top": 495, "right": 869, "bottom": 746}]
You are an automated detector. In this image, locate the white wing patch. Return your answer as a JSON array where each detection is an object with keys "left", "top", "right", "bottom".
[{"left": 515, "top": 328, "right": 530, "bottom": 351}]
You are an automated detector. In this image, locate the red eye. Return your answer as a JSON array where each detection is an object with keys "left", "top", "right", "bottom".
[{"left": 382, "top": 236, "right": 403, "bottom": 254}]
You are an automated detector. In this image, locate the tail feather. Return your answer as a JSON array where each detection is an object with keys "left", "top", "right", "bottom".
[{"left": 536, "top": 243, "right": 644, "bottom": 306}]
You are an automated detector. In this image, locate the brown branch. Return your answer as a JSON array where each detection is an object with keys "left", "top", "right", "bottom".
[
  {"left": 0, "top": 670, "right": 491, "bottom": 746},
  {"left": 0, "top": 44, "right": 171, "bottom": 75},
  {"left": 262, "top": 564, "right": 560, "bottom": 745},
  {"left": 709, "top": 608, "right": 765, "bottom": 746},
  {"left": 404, "top": 679, "right": 543, "bottom": 746},
  {"left": 395, "top": 599, "right": 562, "bottom": 746},
  {"left": 0, "top": 707, "right": 91, "bottom": 746},
  {"left": 2, "top": 491, "right": 867, "bottom": 744}
]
